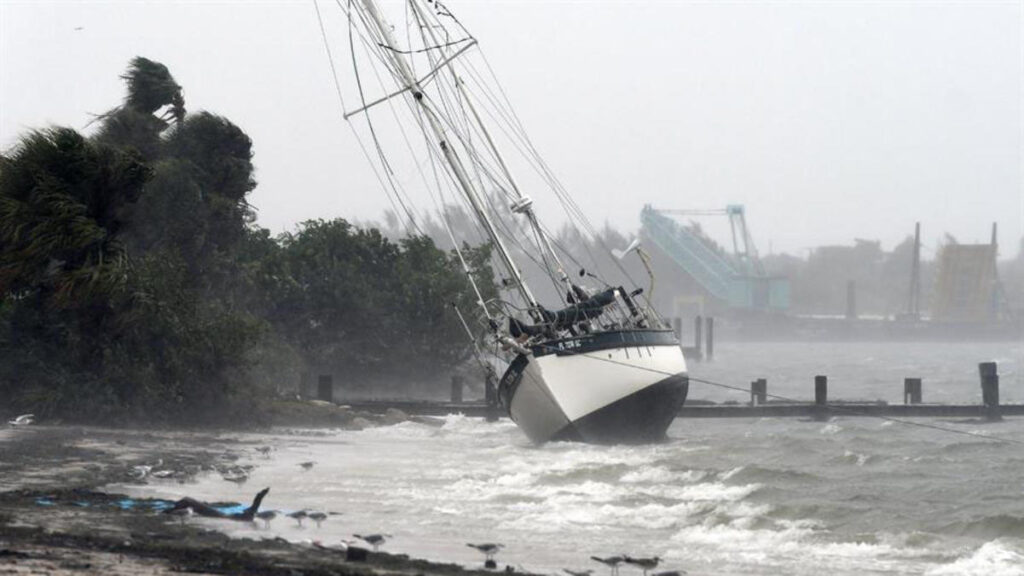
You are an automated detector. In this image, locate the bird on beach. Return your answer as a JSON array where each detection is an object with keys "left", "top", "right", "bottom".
[
  {"left": 623, "top": 556, "right": 661, "bottom": 576},
  {"left": 287, "top": 510, "right": 308, "bottom": 526},
  {"left": 591, "top": 556, "right": 625, "bottom": 575},
  {"left": 299, "top": 461, "right": 316, "bottom": 471},
  {"left": 256, "top": 446, "right": 272, "bottom": 458},
  {"left": 221, "top": 468, "right": 249, "bottom": 484},
  {"left": 564, "top": 569, "right": 593, "bottom": 576},
  {"left": 467, "top": 543, "right": 504, "bottom": 560},
  {"left": 255, "top": 510, "right": 277, "bottom": 528},
  {"left": 354, "top": 533, "right": 388, "bottom": 551},
  {"left": 307, "top": 511, "right": 327, "bottom": 528},
  {"left": 167, "top": 506, "right": 193, "bottom": 525},
  {"left": 8, "top": 414, "right": 34, "bottom": 426}
]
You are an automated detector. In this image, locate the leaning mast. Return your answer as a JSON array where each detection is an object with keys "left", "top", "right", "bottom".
[{"left": 357, "top": 0, "right": 538, "bottom": 314}]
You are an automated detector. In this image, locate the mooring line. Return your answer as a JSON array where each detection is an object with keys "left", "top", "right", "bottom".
[{"left": 528, "top": 340, "right": 1023, "bottom": 446}]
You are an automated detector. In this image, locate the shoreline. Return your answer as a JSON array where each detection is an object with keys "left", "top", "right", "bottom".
[{"left": 0, "top": 425, "right": 519, "bottom": 576}]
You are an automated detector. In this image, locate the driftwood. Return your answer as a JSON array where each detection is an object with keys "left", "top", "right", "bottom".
[{"left": 164, "top": 487, "right": 269, "bottom": 520}]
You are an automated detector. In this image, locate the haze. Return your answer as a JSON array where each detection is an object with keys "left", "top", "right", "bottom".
[{"left": 2, "top": 0, "right": 1020, "bottom": 256}]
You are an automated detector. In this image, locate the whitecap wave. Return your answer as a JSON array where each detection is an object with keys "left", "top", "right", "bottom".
[{"left": 925, "top": 540, "right": 1024, "bottom": 576}]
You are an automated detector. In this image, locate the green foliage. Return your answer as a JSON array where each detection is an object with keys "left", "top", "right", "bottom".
[
  {"left": 0, "top": 56, "right": 499, "bottom": 423},
  {"left": 121, "top": 57, "right": 185, "bottom": 121},
  {"left": 270, "top": 219, "right": 494, "bottom": 384}
]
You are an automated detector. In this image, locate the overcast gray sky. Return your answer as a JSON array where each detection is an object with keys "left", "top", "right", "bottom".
[{"left": 2, "top": 0, "right": 1021, "bottom": 258}]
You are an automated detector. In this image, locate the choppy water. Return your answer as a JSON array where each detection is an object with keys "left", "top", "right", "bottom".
[{"left": 115, "top": 342, "right": 1024, "bottom": 575}]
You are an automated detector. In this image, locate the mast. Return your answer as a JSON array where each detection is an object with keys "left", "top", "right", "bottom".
[
  {"left": 405, "top": 0, "right": 572, "bottom": 295},
  {"left": 357, "top": 0, "right": 539, "bottom": 314}
]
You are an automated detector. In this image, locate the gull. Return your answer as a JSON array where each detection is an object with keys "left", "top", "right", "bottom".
[
  {"left": 307, "top": 511, "right": 327, "bottom": 528},
  {"left": 8, "top": 414, "right": 34, "bottom": 426},
  {"left": 467, "top": 543, "right": 504, "bottom": 560},
  {"left": 565, "top": 570, "right": 593, "bottom": 576},
  {"left": 623, "top": 556, "right": 661, "bottom": 576},
  {"left": 221, "top": 469, "right": 249, "bottom": 484},
  {"left": 354, "top": 533, "right": 388, "bottom": 551},
  {"left": 167, "top": 506, "right": 193, "bottom": 525},
  {"left": 299, "top": 461, "right": 315, "bottom": 471},
  {"left": 287, "top": 510, "right": 308, "bottom": 526},
  {"left": 591, "top": 556, "right": 625, "bottom": 576},
  {"left": 130, "top": 465, "right": 152, "bottom": 479},
  {"left": 255, "top": 510, "right": 277, "bottom": 529}
]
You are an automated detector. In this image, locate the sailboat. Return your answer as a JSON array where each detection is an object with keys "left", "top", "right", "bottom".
[{"left": 326, "top": 0, "right": 688, "bottom": 444}]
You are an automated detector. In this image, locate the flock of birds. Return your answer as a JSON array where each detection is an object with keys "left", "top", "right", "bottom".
[{"left": 157, "top": 445, "right": 687, "bottom": 575}]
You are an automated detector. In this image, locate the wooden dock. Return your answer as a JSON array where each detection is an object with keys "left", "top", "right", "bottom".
[
  {"left": 330, "top": 363, "right": 1018, "bottom": 422},
  {"left": 339, "top": 399, "right": 1023, "bottom": 419}
]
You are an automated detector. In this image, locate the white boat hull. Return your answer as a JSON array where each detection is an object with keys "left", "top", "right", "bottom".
[{"left": 499, "top": 329, "right": 688, "bottom": 444}]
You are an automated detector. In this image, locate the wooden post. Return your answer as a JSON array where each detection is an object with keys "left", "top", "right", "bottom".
[
  {"left": 903, "top": 378, "right": 922, "bottom": 405},
  {"left": 451, "top": 374, "right": 464, "bottom": 403},
  {"left": 484, "top": 370, "right": 498, "bottom": 422},
  {"left": 317, "top": 374, "right": 333, "bottom": 403},
  {"left": 845, "top": 281, "right": 857, "bottom": 320},
  {"left": 705, "top": 317, "right": 715, "bottom": 361},
  {"left": 694, "top": 316, "right": 703, "bottom": 360},
  {"left": 750, "top": 378, "right": 766, "bottom": 406},
  {"left": 814, "top": 375, "right": 828, "bottom": 421},
  {"left": 979, "top": 362, "right": 1001, "bottom": 421}
]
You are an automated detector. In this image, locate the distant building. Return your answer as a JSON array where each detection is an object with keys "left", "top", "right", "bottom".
[{"left": 932, "top": 243, "right": 998, "bottom": 323}]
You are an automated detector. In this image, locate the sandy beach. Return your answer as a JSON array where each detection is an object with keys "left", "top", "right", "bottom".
[{"left": 0, "top": 423, "right": 511, "bottom": 576}]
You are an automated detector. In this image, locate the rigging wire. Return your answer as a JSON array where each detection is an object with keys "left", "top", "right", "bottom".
[{"left": 314, "top": 0, "right": 415, "bottom": 236}]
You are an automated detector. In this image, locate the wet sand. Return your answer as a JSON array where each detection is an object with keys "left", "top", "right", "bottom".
[{"left": 0, "top": 424, "right": 514, "bottom": 576}]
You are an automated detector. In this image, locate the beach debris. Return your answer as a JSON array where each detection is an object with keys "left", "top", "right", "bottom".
[
  {"left": 256, "top": 446, "right": 273, "bottom": 457},
  {"left": 299, "top": 461, "right": 316, "bottom": 471},
  {"left": 467, "top": 542, "right": 504, "bottom": 560},
  {"left": 164, "top": 487, "right": 269, "bottom": 521},
  {"left": 591, "top": 556, "right": 625, "bottom": 575},
  {"left": 167, "top": 506, "right": 193, "bottom": 524},
  {"left": 564, "top": 569, "right": 593, "bottom": 576},
  {"left": 288, "top": 510, "right": 308, "bottom": 526},
  {"left": 151, "top": 469, "right": 175, "bottom": 479},
  {"left": 354, "top": 533, "right": 388, "bottom": 551},
  {"left": 308, "top": 511, "right": 327, "bottom": 528},
  {"left": 256, "top": 510, "right": 277, "bottom": 528},
  {"left": 623, "top": 556, "right": 661, "bottom": 576},
  {"left": 7, "top": 414, "right": 34, "bottom": 426},
  {"left": 221, "top": 467, "right": 249, "bottom": 484},
  {"left": 652, "top": 571, "right": 686, "bottom": 576}
]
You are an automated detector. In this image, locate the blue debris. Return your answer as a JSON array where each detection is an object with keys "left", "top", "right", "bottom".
[
  {"left": 213, "top": 504, "right": 247, "bottom": 515},
  {"left": 34, "top": 498, "right": 55, "bottom": 506}
]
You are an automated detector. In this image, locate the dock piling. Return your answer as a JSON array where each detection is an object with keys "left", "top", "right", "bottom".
[
  {"left": 450, "top": 374, "right": 464, "bottom": 403},
  {"left": 750, "top": 378, "right": 767, "bottom": 406},
  {"left": 705, "top": 317, "right": 715, "bottom": 361},
  {"left": 484, "top": 371, "right": 498, "bottom": 422},
  {"left": 979, "top": 362, "right": 1001, "bottom": 421},
  {"left": 694, "top": 316, "right": 703, "bottom": 360},
  {"left": 317, "top": 374, "right": 333, "bottom": 403},
  {"left": 814, "top": 375, "right": 828, "bottom": 421},
  {"left": 904, "top": 378, "right": 922, "bottom": 405}
]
